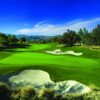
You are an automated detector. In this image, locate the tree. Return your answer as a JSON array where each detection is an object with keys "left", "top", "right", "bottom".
[
  {"left": 78, "top": 28, "right": 83, "bottom": 45},
  {"left": 83, "top": 27, "right": 88, "bottom": 35},
  {"left": 8, "top": 35, "right": 18, "bottom": 44},
  {"left": 92, "top": 24, "right": 100, "bottom": 47},
  {"left": 0, "top": 37, "right": 6, "bottom": 46},
  {"left": 19, "top": 37, "right": 26, "bottom": 43},
  {"left": 82, "top": 33, "right": 93, "bottom": 46},
  {"left": 0, "top": 33, "right": 8, "bottom": 46},
  {"left": 62, "top": 30, "right": 80, "bottom": 46},
  {"left": 0, "top": 33, "right": 8, "bottom": 40}
]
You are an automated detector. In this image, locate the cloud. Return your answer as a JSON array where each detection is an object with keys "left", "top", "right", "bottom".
[{"left": 16, "top": 18, "right": 100, "bottom": 36}]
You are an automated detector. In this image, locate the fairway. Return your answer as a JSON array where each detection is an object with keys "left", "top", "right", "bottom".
[{"left": 0, "top": 43, "right": 100, "bottom": 87}]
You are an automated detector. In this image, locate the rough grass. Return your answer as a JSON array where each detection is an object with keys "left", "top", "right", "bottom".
[
  {"left": 11, "top": 86, "right": 36, "bottom": 100},
  {"left": 0, "top": 82, "right": 100, "bottom": 100},
  {"left": 0, "top": 43, "right": 100, "bottom": 87}
]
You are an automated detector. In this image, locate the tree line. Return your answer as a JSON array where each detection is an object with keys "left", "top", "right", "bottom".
[
  {"left": 0, "top": 24, "right": 100, "bottom": 47},
  {"left": 48, "top": 24, "right": 100, "bottom": 47},
  {"left": 0, "top": 34, "right": 26, "bottom": 47}
]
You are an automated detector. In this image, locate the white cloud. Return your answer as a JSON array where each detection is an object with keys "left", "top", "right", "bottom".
[{"left": 16, "top": 18, "right": 100, "bottom": 35}]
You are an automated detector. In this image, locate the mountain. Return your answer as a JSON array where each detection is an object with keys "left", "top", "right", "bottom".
[{"left": 15, "top": 35, "right": 62, "bottom": 41}]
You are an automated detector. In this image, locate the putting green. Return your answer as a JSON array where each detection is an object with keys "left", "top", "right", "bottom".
[{"left": 0, "top": 43, "right": 100, "bottom": 87}]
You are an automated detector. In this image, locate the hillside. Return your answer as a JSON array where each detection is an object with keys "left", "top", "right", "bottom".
[
  {"left": 15, "top": 35, "right": 62, "bottom": 41},
  {"left": 15, "top": 35, "right": 53, "bottom": 40}
]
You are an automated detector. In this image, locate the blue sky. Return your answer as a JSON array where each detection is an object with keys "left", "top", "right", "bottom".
[{"left": 0, "top": 0, "right": 100, "bottom": 36}]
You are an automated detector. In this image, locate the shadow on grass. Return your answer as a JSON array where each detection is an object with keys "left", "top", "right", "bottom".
[
  {"left": 0, "top": 71, "right": 21, "bottom": 88},
  {"left": 0, "top": 43, "right": 31, "bottom": 52}
]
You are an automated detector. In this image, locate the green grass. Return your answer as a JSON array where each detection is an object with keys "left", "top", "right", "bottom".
[{"left": 0, "top": 43, "right": 100, "bottom": 87}]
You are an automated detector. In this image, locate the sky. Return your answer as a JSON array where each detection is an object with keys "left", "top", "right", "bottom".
[{"left": 0, "top": 0, "right": 100, "bottom": 36}]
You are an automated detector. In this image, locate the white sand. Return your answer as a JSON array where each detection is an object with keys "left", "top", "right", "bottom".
[
  {"left": 7, "top": 70, "right": 90, "bottom": 95},
  {"left": 44, "top": 49, "right": 83, "bottom": 56},
  {"left": 55, "top": 81, "right": 90, "bottom": 94},
  {"left": 9, "top": 70, "right": 53, "bottom": 85}
]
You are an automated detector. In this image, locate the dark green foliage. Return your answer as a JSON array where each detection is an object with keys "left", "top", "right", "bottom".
[
  {"left": 8, "top": 35, "right": 18, "bottom": 44},
  {"left": 47, "top": 36, "right": 62, "bottom": 44},
  {"left": 78, "top": 28, "right": 84, "bottom": 39},
  {"left": 0, "top": 33, "right": 28, "bottom": 48},
  {"left": 78, "top": 25, "right": 100, "bottom": 47},
  {"left": 0, "top": 37, "right": 6, "bottom": 46},
  {"left": 30, "top": 40, "right": 47, "bottom": 44},
  {"left": 0, "top": 82, "right": 11, "bottom": 100},
  {"left": 54, "top": 94, "right": 62, "bottom": 100},
  {"left": 0, "top": 33, "right": 18, "bottom": 47},
  {"left": 0, "top": 23, "right": 100, "bottom": 47},
  {"left": 92, "top": 24, "right": 100, "bottom": 46},
  {"left": 83, "top": 28, "right": 88, "bottom": 35},
  {"left": 78, "top": 28, "right": 84, "bottom": 46},
  {"left": 19, "top": 37, "right": 26, "bottom": 43},
  {"left": 62, "top": 29, "right": 80, "bottom": 46},
  {"left": 0, "top": 33, "right": 9, "bottom": 46},
  {"left": 82, "top": 32, "right": 93, "bottom": 46},
  {"left": 47, "top": 24, "right": 100, "bottom": 47},
  {"left": 0, "top": 33, "right": 8, "bottom": 39}
]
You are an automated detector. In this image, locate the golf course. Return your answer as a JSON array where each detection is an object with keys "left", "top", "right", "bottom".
[{"left": 0, "top": 43, "right": 100, "bottom": 88}]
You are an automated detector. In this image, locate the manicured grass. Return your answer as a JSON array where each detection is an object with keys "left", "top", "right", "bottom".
[{"left": 0, "top": 43, "right": 100, "bottom": 87}]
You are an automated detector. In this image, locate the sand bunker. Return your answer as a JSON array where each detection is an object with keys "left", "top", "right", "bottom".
[
  {"left": 44, "top": 49, "right": 83, "bottom": 56},
  {"left": 0, "top": 70, "right": 90, "bottom": 95},
  {"left": 9, "top": 70, "right": 53, "bottom": 86}
]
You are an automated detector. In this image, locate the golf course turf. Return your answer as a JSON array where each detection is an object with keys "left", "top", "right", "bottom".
[{"left": 0, "top": 43, "right": 100, "bottom": 88}]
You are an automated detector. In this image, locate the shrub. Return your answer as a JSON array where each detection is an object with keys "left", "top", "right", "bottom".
[
  {"left": 0, "top": 82, "right": 11, "bottom": 100},
  {"left": 54, "top": 94, "right": 63, "bottom": 100},
  {"left": 11, "top": 86, "right": 36, "bottom": 100},
  {"left": 38, "top": 88, "right": 56, "bottom": 100},
  {"left": 1, "top": 82, "right": 100, "bottom": 100},
  {"left": 62, "top": 93, "right": 85, "bottom": 100}
]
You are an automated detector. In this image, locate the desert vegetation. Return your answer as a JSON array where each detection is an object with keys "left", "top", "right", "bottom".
[{"left": 0, "top": 82, "right": 100, "bottom": 100}]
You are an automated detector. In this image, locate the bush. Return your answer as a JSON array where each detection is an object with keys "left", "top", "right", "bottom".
[
  {"left": 0, "top": 82, "right": 11, "bottom": 100},
  {"left": 11, "top": 86, "right": 36, "bottom": 100},
  {"left": 54, "top": 94, "right": 62, "bottom": 100},
  {"left": 1, "top": 82, "right": 100, "bottom": 100},
  {"left": 38, "top": 88, "right": 56, "bottom": 100}
]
